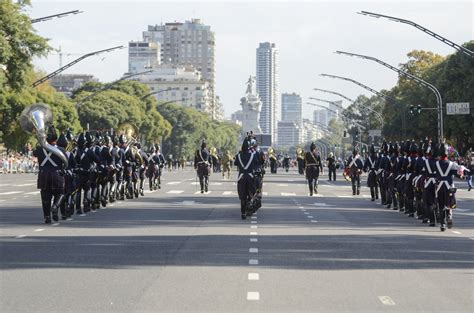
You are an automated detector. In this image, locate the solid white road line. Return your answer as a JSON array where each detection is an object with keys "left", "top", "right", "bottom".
[
  {"left": 34, "top": 229, "right": 44, "bottom": 232},
  {"left": 277, "top": 184, "right": 289, "bottom": 187},
  {"left": 0, "top": 191, "right": 22, "bottom": 195},
  {"left": 249, "top": 248, "right": 258, "bottom": 253},
  {"left": 249, "top": 259, "right": 259, "bottom": 265},
  {"left": 248, "top": 273, "right": 259, "bottom": 281},
  {"left": 337, "top": 195, "right": 352, "bottom": 198},
  {"left": 247, "top": 292, "right": 260, "bottom": 301},
  {"left": 378, "top": 296, "right": 396, "bottom": 305},
  {"left": 16, "top": 183, "right": 35, "bottom": 187}
]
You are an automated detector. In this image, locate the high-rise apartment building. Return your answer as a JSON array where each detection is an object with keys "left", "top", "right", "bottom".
[
  {"left": 256, "top": 42, "right": 279, "bottom": 143},
  {"left": 143, "top": 20, "right": 216, "bottom": 111},
  {"left": 128, "top": 41, "right": 161, "bottom": 74},
  {"left": 313, "top": 109, "right": 328, "bottom": 127},
  {"left": 281, "top": 92, "right": 302, "bottom": 124}
]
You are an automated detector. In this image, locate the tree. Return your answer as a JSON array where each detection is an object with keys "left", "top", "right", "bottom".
[{"left": 0, "top": 0, "right": 51, "bottom": 90}]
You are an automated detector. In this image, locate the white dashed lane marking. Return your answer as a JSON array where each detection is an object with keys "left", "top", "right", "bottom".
[
  {"left": 311, "top": 220, "right": 318, "bottom": 223},
  {"left": 25, "top": 191, "right": 40, "bottom": 195},
  {"left": 249, "top": 259, "right": 259, "bottom": 265},
  {"left": 250, "top": 238, "right": 258, "bottom": 242},
  {"left": 247, "top": 292, "right": 260, "bottom": 301},
  {"left": 249, "top": 248, "right": 258, "bottom": 253},
  {"left": 378, "top": 296, "right": 396, "bottom": 305},
  {"left": 166, "top": 181, "right": 181, "bottom": 185},
  {"left": 250, "top": 232, "right": 258, "bottom": 235},
  {"left": 34, "top": 229, "right": 44, "bottom": 232},
  {"left": 248, "top": 273, "right": 260, "bottom": 281},
  {"left": 452, "top": 231, "right": 462, "bottom": 234},
  {"left": 281, "top": 192, "right": 296, "bottom": 196},
  {"left": 15, "top": 235, "right": 27, "bottom": 239},
  {"left": 250, "top": 221, "right": 257, "bottom": 224},
  {"left": 250, "top": 225, "right": 258, "bottom": 229}
]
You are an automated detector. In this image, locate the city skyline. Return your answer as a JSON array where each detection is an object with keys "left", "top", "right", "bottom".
[{"left": 29, "top": 1, "right": 472, "bottom": 118}]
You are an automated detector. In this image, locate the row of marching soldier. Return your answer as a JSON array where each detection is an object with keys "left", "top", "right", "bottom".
[
  {"left": 35, "top": 126, "right": 166, "bottom": 224},
  {"left": 344, "top": 139, "right": 469, "bottom": 232}
]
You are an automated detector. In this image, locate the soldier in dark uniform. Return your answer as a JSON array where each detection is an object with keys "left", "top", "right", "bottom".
[
  {"left": 422, "top": 141, "right": 438, "bottom": 226},
  {"left": 110, "top": 134, "right": 123, "bottom": 202},
  {"left": 326, "top": 152, "right": 336, "bottom": 181},
  {"left": 364, "top": 144, "right": 379, "bottom": 201},
  {"left": 194, "top": 140, "right": 211, "bottom": 193},
  {"left": 235, "top": 138, "right": 258, "bottom": 219},
  {"left": 282, "top": 154, "right": 290, "bottom": 172},
  {"left": 403, "top": 141, "right": 418, "bottom": 217},
  {"left": 120, "top": 135, "right": 136, "bottom": 199},
  {"left": 148, "top": 145, "right": 165, "bottom": 190},
  {"left": 250, "top": 137, "right": 265, "bottom": 210},
  {"left": 377, "top": 141, "right": 390, "bottom": 206},
  {"left": 346, "top": 147, "right": 364, "bottom": 195},
  {"left": 395, "top": 142, "right": 406, "bottom": 212},
  {"left": 33, "top": 126, "right": 66, "bottom": 224},
  {"left": 386, "top": 143, "right": 399, "bottom": 210},
  {"left": 75, "top": 132, "right": 100, "bottom": 214},
  {"left": 57, "top": 132, "right": 76, "bottom": 219},
  {"left": 136, "top": 142, "right": 148, "bottom": 196},
  {"left": 304, "top": 142, "right": 323, "bottom": 196},
  {"left": 98, "top": 133, "right": 114, "bottom": 207},
  {"left": 435, "top": 143, "right": 466, "bottom": 231},
  {"left": 297, "top": 150, "right": 305, "bottom": 175},
  {"left": 413, "top": 140, "right": 426, "bottom": 221}
]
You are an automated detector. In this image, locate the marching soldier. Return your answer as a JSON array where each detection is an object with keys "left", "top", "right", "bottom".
[
  {"left": 99, "top": 133, "right": 114, "bottom": 207},
  {"left": 377, "top": 142, "right": 389, "bottom": 206},
  {"left": 403, "top": 141, "right": 418, "bottom": 217},
  {"left": 57, "top": 132, "right": 76, "bottom": 219},
  {"left": 194, "top": 140, "right": 211, "bottom": 193},
  {"left": 435, "top": 143, "right": 466, "bottom": 231},
  {"left": 282, "top": 154, "right": 291, "bottom": 172},
  {"left": 326, "top": 152, "right": 337, "bottom": 181},
  {"left": 135, "top": 142, "right": 148, "bottom": 196},
  {"left": 297, "top": 148, "right": 305, "bottom": 175},
  {"left": 304, "top": 142, "right": 323, "bottom": 196},
  {"left": 75, "top": 132, "right": 99, "bottom": 214},
  {"left": 269, "top": 150, "right": 278, "bottom": 174},
  {"left": 413, "top": 140, "right": 426, "bottom": 221},
  {"left": 421, "top": 140, "right": 438, "bottom": 226},
  {"left": 33, "top": 126, "right": 66, "bottom": 224},
  {"left": 385, "top": 143, "right": 399, "bottom": 210},
  {"left": 346, "top": 147, "right": 364, "bottom": 195},
  {"left": 250, "top": 137, "right": 266, "bottom": 210},
  {"left": 364, "top": 144, "right": 379, "bottom": 201},
  {"left": 221, "top": 150, "right": 233, "bottom": 180},
  {"left": 235, "top": 138, "right": 258, "bottom": 219}
]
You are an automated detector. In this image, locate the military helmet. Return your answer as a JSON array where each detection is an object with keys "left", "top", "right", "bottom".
[
  {"left": 85, "top": 132, "right": 94, "bottom": 146},
  {"left": 241, "top": 138, "right": 250, "bottom": 151},
  {"left": 310, "top": 142, "right": 316, "bottom": 151},
  {"left": 201, "top": 139, "right": 207, "bottom": 149},
  {"left": 77, "top": 133, "right": 86, "bottom": 149},
  {"left": 437, "top": 143, "right": 449, "bottom": 157},
  {"left": 119, "top": 134, "right": 127, "bottom": 145},
  {"left": 409, "top": 141, "right": 418, "bottom": 153},
  {"left": 46, "top": 125, "right": 58, "bottom": 143},
  {"left": 57, "top": 133, "right": 68, "bottom": 148},
  {"left": 66, "top": 129, "right": 74, "bottom": 142}
]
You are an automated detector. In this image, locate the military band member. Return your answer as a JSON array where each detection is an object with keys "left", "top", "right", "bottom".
[
  {"left": 235, "top": 139, "right": 258, "bottom": 219},
  {"left": 250, "top": 137, "right": 265, "bottom": 210},
  {"left": 364, "top": 144, "right": 379, "bottom": 201},
  {"left": 304, "top": 143, "right": 323, "bottom": 196},
  {"left": 346, "top": 148, "right": 364, "bottom": 195},
  {"left": 194, "top": 140, "right": 211, "bottom": 193},
  {"left": 326, "top": 152, "right": 337, "bottom": 181},
  {"left": 222, "top": 150, "right": 233, "bottom": 180},
  {"left": 403, "top": 141, "right": 418, "bottom": 217},
  {"left": 33, "top": 126, "right": 66, "bottom": 224},
  {"left": 57, "top": 132, "right": 76, "bottom": 219},
  {"left": 421, "top": 141, "right": 438, "bottom": 226}
]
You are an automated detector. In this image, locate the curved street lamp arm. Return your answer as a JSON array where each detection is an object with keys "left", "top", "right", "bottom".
[
  {"left": 307, "top": 102, "right": 366, "bottom": 130},
  {"left": 358, "top": 11, "right": 474, "bottom": 57},
  {"left": 335, "top": 50, "right": 443, "bottom": 142}
]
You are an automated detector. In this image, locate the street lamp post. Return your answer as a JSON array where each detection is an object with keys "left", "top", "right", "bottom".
[
  {"left": 312, "top": 87, "right": 384, "bottom": 130},
  {"left": 358, "top": 11, "right": 474, "bottom": 57},
  {"left": 319, "top": 73, "right": 409, "bottom": 138},
  {"left": 335, "top": 50, "right": 444, "bottom": 143},
  {"left": 33, "top": 45, "right": 124, "bottom": 87},
  {"left": 31, "top": 10, "right": 83, "bottom": 23},
  {"left": 307, "top": 101, "right": 366, "bottom": 130}
]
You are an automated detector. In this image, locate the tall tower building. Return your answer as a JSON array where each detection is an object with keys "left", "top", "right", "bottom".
[
  {"left": 281, "top": 92, "right": 302, "bottom": 124},
  {"left": 256, "top": 42, "right": 279, "bottom": 143},
  {"left": 142, "top": 19, "right": 219, "bottom": 118}
]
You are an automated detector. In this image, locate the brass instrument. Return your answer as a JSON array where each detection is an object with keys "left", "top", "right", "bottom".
[
  {"left": 19, "top": 103, "right": 68, "bottom": 168},
  {"left": 296, "top": 147, "right": 304, "bottom": 159},
  {"left": 268, "top": 147, "right": 277, "bottom": 160},
  {"left": 117, "top": 122, "right": 143, "bottom": 165}
]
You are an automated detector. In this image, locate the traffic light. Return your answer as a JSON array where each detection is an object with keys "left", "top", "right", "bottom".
[
  {"left": 409, "top": 105, "right": 415, "bottom": 114},
  {"left": 417, "top": 105, "right": 422, "bottom": 114}
]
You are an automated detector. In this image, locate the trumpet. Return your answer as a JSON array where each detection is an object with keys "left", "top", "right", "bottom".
[
  {"left": 117, "top": 122, "right": 143, "bottom": 165},
  {"left": 296, "top": 147, "right": 304, "bottom": 158}
]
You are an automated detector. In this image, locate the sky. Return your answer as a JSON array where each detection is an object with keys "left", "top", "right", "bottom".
[{"left": 28, "top": 0, "right": 473, "bottom": 118}]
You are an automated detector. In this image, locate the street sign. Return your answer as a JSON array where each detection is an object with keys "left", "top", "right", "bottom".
[{"left": 446, "top": 102, "right": 470, "bottom": 115}]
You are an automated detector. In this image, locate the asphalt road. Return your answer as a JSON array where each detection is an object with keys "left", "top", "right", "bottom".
[{"left": 0, "top": 168, "right": 473, "bottom": 313}]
